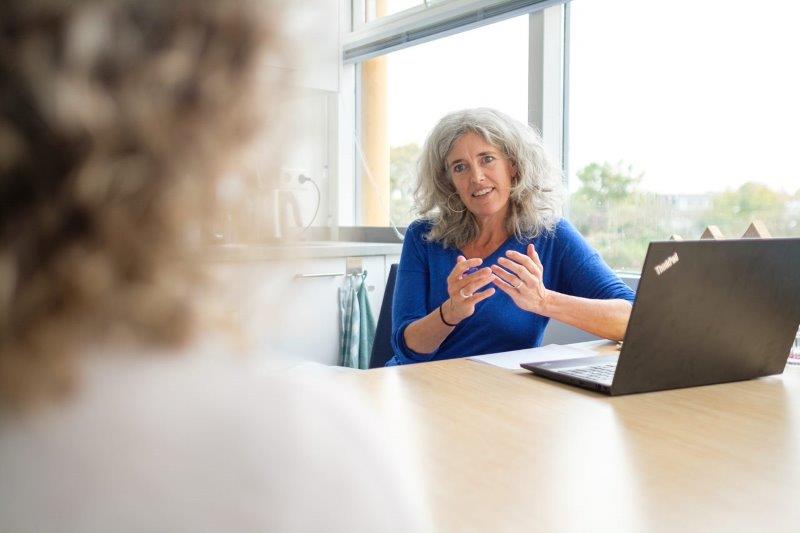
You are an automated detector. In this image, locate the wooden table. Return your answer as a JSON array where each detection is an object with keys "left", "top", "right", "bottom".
[{"left": 335, "top": 346, "right": 800, "bottom": 532}]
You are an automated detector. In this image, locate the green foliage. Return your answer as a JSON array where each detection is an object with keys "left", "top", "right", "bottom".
[
  {"left": 575, "top": 161, "right": 642, "bottom": 203},
  {"left": 706, "top": 182, "right": 789, "bottom": 236},
  {"left": 570, "top": 161, "right": 659, "bottom": 272},
  {"left": 571, "top": 161, "right": 800, "bottom": 273}
]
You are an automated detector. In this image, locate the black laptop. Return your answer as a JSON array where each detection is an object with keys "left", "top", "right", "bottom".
[{"left": 521, "top": 238, "right": 800, "bottom": 395}]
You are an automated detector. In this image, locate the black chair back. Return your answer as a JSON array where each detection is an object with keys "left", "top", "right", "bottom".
[{"left": 369, "top": 263, "right": 398, "bottom": 368}]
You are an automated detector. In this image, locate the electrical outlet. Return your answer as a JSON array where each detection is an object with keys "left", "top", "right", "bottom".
[{"left": 279, "top": 167, "right": 309, "bottom": 189}]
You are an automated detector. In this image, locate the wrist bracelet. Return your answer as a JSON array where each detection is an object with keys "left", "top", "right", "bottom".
[{"left": 439, "top": 302, "right": 458, "bottom": 327}]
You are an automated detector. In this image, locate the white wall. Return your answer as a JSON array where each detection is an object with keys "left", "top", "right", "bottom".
[{"left": 267, "top": 0, "right": 343, "bottom": 234}]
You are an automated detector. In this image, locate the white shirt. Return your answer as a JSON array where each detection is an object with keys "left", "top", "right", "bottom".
[{"left": 0, "top": 349, "right": 429, "bottom": 532}]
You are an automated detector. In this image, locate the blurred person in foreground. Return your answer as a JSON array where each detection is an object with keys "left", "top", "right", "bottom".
[
  {"left": 389, "top": 108, "right": 634, "bottom": 365},
  {"left": 0, "top": 1, "right": 427, "bottom": 531}
]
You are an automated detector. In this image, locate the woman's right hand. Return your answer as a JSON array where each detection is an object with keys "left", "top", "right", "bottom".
[{"left": 442, "top": 256, "right": 496, "bottom": 325}]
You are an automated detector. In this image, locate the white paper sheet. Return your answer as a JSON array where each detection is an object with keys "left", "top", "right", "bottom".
[{"left": 468, "top": 344, "right": 596, "bottom": 370}]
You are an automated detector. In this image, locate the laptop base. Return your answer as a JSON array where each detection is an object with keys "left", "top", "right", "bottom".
[{"left": 522, "top": 355, "right": 617, "bottom": 395}]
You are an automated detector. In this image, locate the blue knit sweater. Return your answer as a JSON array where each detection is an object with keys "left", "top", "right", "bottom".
[{"left": 387, "top": 218, "right": 635, "bottom": 365}]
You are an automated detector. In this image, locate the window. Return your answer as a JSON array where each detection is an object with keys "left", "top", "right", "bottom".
[
  {"left": 360, "top": 1, "right": 425, "bottom": 24},
  {"left": 567, "top": 0, "right": 800, "bottom": 272},
  {"left": 345, "top": 0, "right": 564, "bottom": 227},
  {"left": 365, "top": 15, "right": 529, "bottom": 226}
]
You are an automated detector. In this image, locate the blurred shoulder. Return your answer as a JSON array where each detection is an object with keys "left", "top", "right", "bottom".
[{"left": 0, "top": 349, "right": 430, "bottom": 532}]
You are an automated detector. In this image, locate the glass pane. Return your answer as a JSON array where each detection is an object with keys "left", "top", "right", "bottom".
[
  {"left": 362, "top": 15, "right": 529, "bottom": 226},
  {"left": 365, "top": 0, "right": 425, "bottom": 23},
  {"left": 568, "top": 0, "right": 800, "bottom": 273}
]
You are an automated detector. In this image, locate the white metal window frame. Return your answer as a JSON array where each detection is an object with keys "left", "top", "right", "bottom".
[
  {"left": 351, "top": 1, "right": 428, "bottom": 32},
  {"left": 338, "top": 0, "right": 568, "bottom": 226},
  {"left": 345, "top": 0, "right": 564, "bottom": 63}
]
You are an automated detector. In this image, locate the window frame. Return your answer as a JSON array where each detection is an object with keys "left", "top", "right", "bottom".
[
  {"left": 338, "top": 0, "right": 568, "bottom": 227},
  {"left": 345, "top": 0, "right": 565, "bottom": 62}
]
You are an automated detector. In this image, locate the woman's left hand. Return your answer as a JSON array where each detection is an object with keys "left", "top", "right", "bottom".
[{"left": 491, "top": 244, "right": 551, "bottom": 315}]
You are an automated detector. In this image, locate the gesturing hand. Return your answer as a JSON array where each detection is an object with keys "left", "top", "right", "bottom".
[
  {"left": 442, "top": 256, "right": 496, "bottom": 325},
  {"left": 491, "top": 244, "right": 550, "bottom": 314}
]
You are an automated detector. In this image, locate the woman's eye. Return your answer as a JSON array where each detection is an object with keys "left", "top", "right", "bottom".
[
  {"left": 453, "top": 163, "right": 466, "bottom": 173},
  {"left": 482, "top": 155, "right": 495, "bottom": 164}
]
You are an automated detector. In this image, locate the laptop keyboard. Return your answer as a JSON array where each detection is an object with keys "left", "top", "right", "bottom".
[{"left": 557, "top": 363, "right": 617, "bottom": 385}]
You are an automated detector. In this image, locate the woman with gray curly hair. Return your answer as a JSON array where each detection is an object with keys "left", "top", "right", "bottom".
[{"left": 387, "top": 108, "right": 634, "bottom": 365}]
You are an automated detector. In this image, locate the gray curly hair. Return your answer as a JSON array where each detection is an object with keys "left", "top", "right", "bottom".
[{"left": 414, "top": 108, "right": 563, "bottom": 248}]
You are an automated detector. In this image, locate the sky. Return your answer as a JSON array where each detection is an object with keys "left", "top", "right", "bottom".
[
  {"left": 386, "top": 15, "right": 529, "bottom": 155},
  {"left": 385, "top": 0, "right": 800, "bottom": 195}
]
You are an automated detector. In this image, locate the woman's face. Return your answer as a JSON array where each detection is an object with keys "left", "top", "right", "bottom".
[{"left": 446, "top": 132, "right": 517, "bottom": 221}]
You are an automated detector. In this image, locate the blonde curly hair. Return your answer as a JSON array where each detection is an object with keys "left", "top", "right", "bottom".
[{"left": 0, "top": 0, "right": 286, "bottom": 407}]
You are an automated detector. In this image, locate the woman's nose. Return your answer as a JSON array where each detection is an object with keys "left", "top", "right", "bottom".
[{"left": 469, "top": 165, "right": 485, "bottom": 182}]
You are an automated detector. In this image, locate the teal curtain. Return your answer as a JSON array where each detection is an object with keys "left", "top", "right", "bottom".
[{"left": 338, "top": 271, "right": 376, "bottom": 369}]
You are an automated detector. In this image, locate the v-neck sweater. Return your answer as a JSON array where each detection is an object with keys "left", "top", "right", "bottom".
[{"left": 387, "top": 218, "right": 635, "bottom": 365}]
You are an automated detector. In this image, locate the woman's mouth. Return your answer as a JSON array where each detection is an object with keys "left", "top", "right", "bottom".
[{"left": 471, "top": 187, "right": 494, "bottom": 198}]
